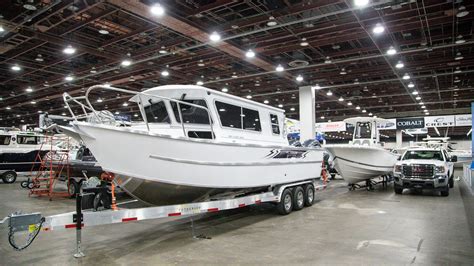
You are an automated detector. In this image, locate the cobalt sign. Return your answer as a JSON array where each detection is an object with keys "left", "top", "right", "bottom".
[{"left": 396, "top": 117, "right": 425, "bottom": 129}]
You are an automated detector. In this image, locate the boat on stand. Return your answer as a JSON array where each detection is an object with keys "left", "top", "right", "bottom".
[
  {"left": 60, "top": 85, "right": 325, "bottom": 206},
  {"left": 324, "top": 117, "right": 399, "bottom": 190}
]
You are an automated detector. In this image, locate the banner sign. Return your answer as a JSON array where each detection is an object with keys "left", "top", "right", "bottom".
[
  {"left": 424, "top": 115, "right": 455, "bottom": 128},
  {"left": 405, "top": 128, "right": 428, "bottom": 135},
  {"left": 114, "top": 114, "right": 131, "bottom": 122},
  {"left": 396, "top": 117, "right": 425, "bottom": 129},
  {"left": 455, "top": 114, "right": 472, "bottom": 127},
  {"left": 315, "top": 121, "right": 346, "bottom": 132},
  {"left": 378, "top": 118, "right": 396, "bottom": 130}
]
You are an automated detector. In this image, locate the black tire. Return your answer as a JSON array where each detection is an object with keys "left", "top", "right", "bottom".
[
  {"left": 440, "top": 186, "right": 449, "bottom": 197},
  {"left": 2, "top": 171, "right": 17, "bottom": 184},
  {"left": 27, "top": 182, "right": 35, "bottom": 189},
  {"left": 293, "top": 186, "right": 305, "bottom": 211},
  {"left": 93, "top": 192, "right": 112, "bottom": 211},
  {"left": 67, "top": 179, "right": 78, "bottom": 198},
  {"left": 449, "top": 177, "right": 454, "bottom": 188},
  {"left": 304, "top": 184, "right": 315, "bottom": 207},
  {"left": 394, "top": 185, "right": 403, "bottom": 194},
  {"left": 277, "top": 189, "right": 293, "bottom": 215},
  {"left": 20, "top": 181, "right": 29, "bottom": 188}
]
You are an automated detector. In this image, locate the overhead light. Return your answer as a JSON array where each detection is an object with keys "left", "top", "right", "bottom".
[
  {"left": 65, "top": 75, "right": 74, "bottom": 81},
  {"left": 296, "top": 75, "right": 303, "bottom": 82},
  {"left": 356, "top": 106, "right": 361, "bottom": 110},
  {"left": 290, "top": 107, "right": 295, "bottom": 111},
  {"left": 0, "top": 25, "right": 4, "bottom": 32},
  {"left": 278, "top": 104, "right": 284, "bottom": 108},
  {"left": 231, "top": 73, "right": 238, "bottom": 78},
  {"left": 324, "top": 57, "right": 332, "bottom": 64},
  {"left": 11, "top": 64, "right": 21, "bottom": 71},
  {"left": 98, "top": 29, "right": 109, "bottom": 35},
  {"left": 63, "top": 45, "right": 76, "bottom": 55},
  {"left": 362, "top": 109, "right": 367, "bottom": 113},
  {"left": 161, "top": 70, "right": 169, "bottom": 76},
  {"left": 412, "top": 90, "right": 418, "bottom": 95},
  {"left": 456, "top": 6, "right": 469, "bottom": 18},
  {"left": 30, "top": 101, "right": 36, "bottom": 104},
  {"left": 402, "top": 73, "right": 410, "bottom": 80},
  {"left": 415, "top": 96, "right": 421, "bottom": 100},
  {"left": 25, "top": 87, "right": 33, "bottom": 93},
  {"left": 35, "top": 54, "right": 44, "bottom": 62},
  {"left": 37, "top": 110, "right": 42, "bottom": 113},
  {"left": 454, "top": 67, "right": 461, "bottom": 74},
  {"left": 150, "top": 4, "right": 165, "bottom": 16},
  {"left": 320, "top": 116, "right": 325, "bottom": 119},
  {"left": 246, "top": 95, "right": 252, "bottom": 99},
  {"left": 197, "top": 60, "right": 205, "bottom": 67},
  {"left": 267, "top": 16, "right": 278, "bottom": 26},
  {"left": 347, "top": 101, "right": 353, "bottom": 106},
  {"left": 354, "top": 0, "right": 369, "bottom": 7},
  {"left": 245, "top": 49, "right": 255, "bottom": 58},
  {"left": 455, "top": 35, "right": 465, "bottom": 44},
  {"left": 209, "top": 31, "right": 221, "bottom": 42},
  {"left": 419, "top": 102, "right": 424, "bottom": 105},
  {"left": 454, "top": 52, "right": 463, "bottom": 60},
  {"left": 425, "top": 112, "right": 430, "bottom": 115},
  {"left": 372, "top": 23, "right": 385, "bottom": 34},
  {"left": 326, "top": 90, "right": 333, "bottom": 96},
  {"left": 368, "top": 112, "right": 373, "bottom": 116},
  {"left": 421, "top": 105, "right": 426, "bottom": 109},
  {"left": 134, "top": 113, "right": 139, "bottom": 117},
  {"left": 338, "top": 97, "right": 344, "bottom": 102},
  {"left": 408, "top": 82, "right": 415, "bottom": 88},
  {"left": 300, "top": 38, "right": 309, "bottom": 46},
  {"left": 386, "top": 46, "right": 397, "bottom": 55},
  {"left": 395, "top": 61, "right": 404, "bottom": 69},
  {"left": 275, "top": 64, "right": 284, "bottom": 72},
  {"left": 122, "top": 102, "right": 128, "bottom": 107},
  {"left": 114, "top": 111, "right": 119, "bottom": 115},
  {"left": 90, "top": 67, "right": 97, "bottom": 73},
  {"left": 6, "top": 106, "right": 11, "bottom": 110},
  {"left": 62, "top": 112, "right": 66, "bottom": 116},
  {"left": 97, "top": 98, "right": 103, "bottom": 103},
  {"left": 311, "top": 84, "right": 321, "bottom": 90},
  {"left": 196, "top": 80, "right": 204, "bottom": 86},
  {"left": 121, "top": 59, "right": 132, "bottom": 67},
  {"left": 159, "top": 48, "right": 167, "bottom": 54},
  {"left": 339, "top": 68, "right": 347, "bottom": 75}
]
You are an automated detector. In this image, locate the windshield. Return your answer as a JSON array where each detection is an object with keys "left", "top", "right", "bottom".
[{"left": 402, "top": 150, "right": 444, "bottom": 161}]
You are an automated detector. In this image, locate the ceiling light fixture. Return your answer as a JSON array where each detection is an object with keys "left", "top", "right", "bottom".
[
  {"left": 196, "top": 81, "right": 204, "bottom": 86},
  {"left": 264, "top": 100, "right": 269, "bottom": 104},
  {"left": 455, "top": 35, "right": 465, "bottom": 44},
  {"left": 30, "top": 101, "right": 36, "bottom": 104},
  {"left": 290, "top": 107, "right": 295, "bottom": 111},
  {"left": 267, "top": 16, "right": 278, "bottom": 26},
  {"left": 221, "top": 88, "right": 228, "bottom": 92},
  {"left": 63, "top": 45, "right": 76, "bottom": 55},
  {"left": 300, "top": 38, "right": 309, "bottom": 46},
  {"left": 246, "top": 95, "right": 252, "bottom": 99},
  {"left": 150, "top": 4, "right": 165, "bottom": 16},
  {"left": 368, "top": 112, "right": 373, "bottom": 116},
  {"left": 356, "top": 106, "right": 361, "bottom": 110},
  {"left": 339, "top": 68, "right": 347, "bottom": 75},
  {"left": 324, "top": 57, "right": 332, "bottom": 64},
  {"left": 122, "top": 102, "right": 128, "bottom": 107},
  {"left": 90, "top": 67, "right": 97, "bottom": 73},
  {"left": 320, "top": 116, "right": 325, "bottom": 119},
  {"left": 408, "top": 82, "right": 415, "bottom": 88},
  {"left": 402, "top": 73, "right": 411, "bottom": 80},
  {"left": 454, "top": 52, "right": 463, "bottom": 60},
  {"left": 372, "top": 23, "right": 385, "bottom": 34},
  {"left": 11, "top": 64, "right": 21, "bottom": 71},
  {"left": 209, "top": 31, "right": 221, "bottom": 42},
  {"left": 456, "top": 6, "right": 469, "bottom": 18},
  {"left": 326, "top": 90, "right": 333, "bottom": 96},
  {"left": 0, "top": 26, "right": 5, "bottom": 33},
  {"left": 245, "top": 49, "right": 255, "bottom": 58},
  {"left": 161, "top": 70, "right": 169, "bottom": 76},
  {"left": 35, "top": 54, "right": 43, "bottom": 62},
  {"left": 362, "top": 109, "right": 367, "bottom": 113},
  {"left": 296, "top": 75, "right": 303, "bottom": 82},
  {"left": 97, "top": 98, "right": 103, "bottom": 103},
  {"left": 65, "top": 75, "right": 74, "bottom": 81},
  {"left": 354, "top": 0, "right": 369, "bottom": 7},
  {"left": 386, "top": 46, "right": 397, "bottom": 55},
  {"left": 415, "top": 96, "right": 421, "bottom": 100},
  {"left": 275, "top": 64, "right": 284, "bottom": 72},
  {"left": 98, "top": 29, "right": 109, "bottom": 35},
  {"left": 338, "top": 97, "right": 344, "bottom": 101},
  {"left": 412, "top": 90, "right": 418, "bottom": 95},
  {"left": 454, "top": 67, "right": 461, "bottom": 74},
  {"left": 421, "top": 105, "right": 426, "bottom": 109},
  {"left": 347, "top": 101, "right": 353, "bottom": 106},
  {"left": 395, "top": 61, "right": 404, "bottom": 69},
  {"left": 25, "top": 87, "right": 33, "bottom": 93},
  {"left": 278, "top": 104, "right": 284, "bottom": 108},
  {"left": 311, "top": 84, "right": 321, "bottom": 90},
  {"left": 121, "top": 59, "right": 132, "bottom": 67}
]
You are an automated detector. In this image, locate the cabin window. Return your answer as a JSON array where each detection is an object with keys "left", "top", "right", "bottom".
[
  {"left": 17, "top": 135, "right": 41, "bottom": 145},
  {"left": 171, "top": 100, "right": 210, "bottom": 124},
  {"left": 144, "top": 100, "right": 170, "bottom": 123},
  {"left": 215, "top": 101, "right": 261, "bottom": 132},
  {"left": 355, "top": 122, "right": 372, "bottom": 139},
  {"left": 187, "top": 131, "right": 214, "bottom": 139},
  {"left": 0, "top": 135, "right": 11, "bottom": 145},
  {"left": 270, "top": 114, "right": 280, "bottom": 135},
  {"left": 215, "top": 101, "right": 242, "bottom": 129}
]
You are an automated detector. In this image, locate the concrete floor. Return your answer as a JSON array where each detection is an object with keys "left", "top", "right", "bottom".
[{"left": 1, "top": 172, "right": 473, "bottom": 265}]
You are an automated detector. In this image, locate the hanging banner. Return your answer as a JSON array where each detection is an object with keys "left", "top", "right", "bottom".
[
  {"left": 455, "top": 114, "right": 472, "bottom": 127},
  {"left": 405, "top": 128, "right": 428, "bottom": 135},
  {"left": 396, "top": 117, "right": 425, "bottom": 129},
  {"left": 378, "top": 118, "right": 397, "bottom": 130},
  {"left": 315, "top": 121, "right": 346, "bottom": 132},
  {"left": 424, "top": 115, "right": 455, "bottom": 128}
]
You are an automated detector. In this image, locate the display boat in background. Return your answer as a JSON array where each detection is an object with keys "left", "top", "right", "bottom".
[
  {"left": 324, "top": 117, "right": 399, "bottom": 187},
  {"left": 60, "top": 85, "right": 324, "bottom": 205}
]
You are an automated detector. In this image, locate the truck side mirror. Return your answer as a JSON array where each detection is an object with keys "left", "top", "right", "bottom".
[{"left": 450, "top": 155, "right": 457, "bottom": 162}]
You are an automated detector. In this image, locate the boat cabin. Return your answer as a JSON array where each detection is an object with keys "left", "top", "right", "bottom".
[
  {"left": 345, "top": 117, "right": 389, "bottom": 146},
  {"left": 129, "top": 85, "right": 287, "bottom": 145},
  {"left": 0, "top": 130, "right": 44, "bottom": 148}
]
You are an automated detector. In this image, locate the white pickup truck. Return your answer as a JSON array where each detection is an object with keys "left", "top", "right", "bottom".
[{"left": 393, "top": 147, "right": 457, "bottom": 196}]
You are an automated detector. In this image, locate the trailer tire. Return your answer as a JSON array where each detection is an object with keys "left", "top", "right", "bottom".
[
  {"left": 394, "top": 185, "right": 403, "bottom": 194},
  {"left": 20, "top": 181, "right": 29, "bottom": 188},
  {"left": 277, "top": 189, "right": 293, "bottom": 215},
  {"left": 304, "top": 184, "right": 315, "bottom": 207},
  {"left": 2, "top": 171, "right": 17, "bottom": 183},
  {"left": 68, "top": 179, "right": 78, "bottom": 198},
  {"left": 293, "top": 186, "right": 305, "bottom": 211}
]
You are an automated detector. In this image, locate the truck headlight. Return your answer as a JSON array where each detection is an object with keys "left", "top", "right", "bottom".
[
  {"left": 435, "top": 166, "right": 445, "bottom": 173},
  {"left": 394, "top": 165, "right": 402, "bottom": 173}
]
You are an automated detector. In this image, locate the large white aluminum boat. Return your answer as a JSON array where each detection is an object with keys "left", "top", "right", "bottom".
[
  {"left": 324, "top": 117, "right": 399, "bottom": 185},
  {"left": 61, "top": 85, "right": 324, "bottom": 205}
]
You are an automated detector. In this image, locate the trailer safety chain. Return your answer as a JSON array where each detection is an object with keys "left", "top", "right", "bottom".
[{"left": 8, "top": 216, "right": 45, "bottom": 251}]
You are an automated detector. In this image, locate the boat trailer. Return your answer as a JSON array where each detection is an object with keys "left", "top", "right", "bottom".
[{"left": 0, "top": 179, "right": 326, "bottom": 258}]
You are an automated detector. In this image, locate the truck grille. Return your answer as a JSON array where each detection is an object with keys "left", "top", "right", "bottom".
[{"left": 402, "top": 164, "right": 434, "bottom": 178}]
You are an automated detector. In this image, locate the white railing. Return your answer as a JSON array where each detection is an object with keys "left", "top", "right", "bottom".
[
  {"left": 63, "top": 85, "right": 215, "bottom": 139},
  {"left": 463, "top": 164, "right": 474, "bottom": 194}
]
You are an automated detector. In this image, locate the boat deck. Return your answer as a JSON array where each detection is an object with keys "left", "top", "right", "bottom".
[{"left": 0, "top": 170, "right": 473, "bottom": 264}]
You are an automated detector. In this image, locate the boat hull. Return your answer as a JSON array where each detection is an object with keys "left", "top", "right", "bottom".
[
  {"left": 325, "top": 145, "right": 399, "bottom": 184},
  {"left": 0, "top": 150, "right": 47, "bottom": 172},
  {"left": 70, "top": 122, "right": 324, "bottom": 204}
]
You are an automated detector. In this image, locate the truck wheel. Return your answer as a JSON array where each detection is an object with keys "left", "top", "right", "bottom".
[
  {"left": 440, "top": 186, "right": 449, "bottom": 197},
  {"left": 394, "top": 185, "right": 403, "bottom": 194},
  {"left": 293, "top": 186, "right": 305, "bottom": 211},
  {"left": 304, "top": 184, "right": 315, "bottom": 207},
  {"left": 449, "top": 177, "right": 454, "bottom": 188},
  {"left": 2, "top": 171, "right": 17, "bottom": 184},
  {"left": 277, "top": 189, "right": 293, "bottom": 215}
]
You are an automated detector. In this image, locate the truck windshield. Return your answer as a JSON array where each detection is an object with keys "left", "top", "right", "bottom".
[{"left": 402, "top": 150, "right": 444, "bottom": 161}]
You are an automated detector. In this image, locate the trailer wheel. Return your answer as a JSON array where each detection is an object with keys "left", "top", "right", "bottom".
[
  {"left": 293, "top": 186, "right": 305, "bottom": 211},
  {"left": 20, "top": 181, "right": 29, "bottom": 188},
  {"left": 27, "top": 182, "right": 35, "bottom": 189},
  {"left": 2, "top": 171, "right": 17, "bottom": 184},
  {"left": 304, "top": 184, "right": 315, "bottom": 207},
  {"left": 68, "top": 179, "right": 78, "bottom": 198},
  {"left": 277, "top": 189, "right": 293, "bottom": 215}
]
